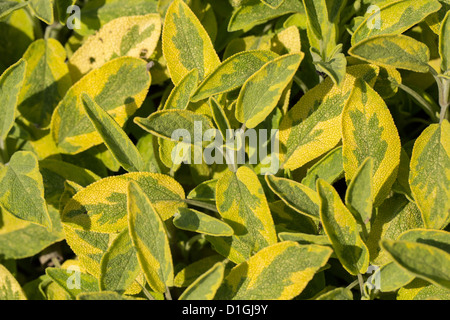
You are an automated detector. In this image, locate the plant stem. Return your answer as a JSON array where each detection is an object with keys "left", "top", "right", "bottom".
[
  {"left": 398, "top": 83, "right": 439, "bottom": 122},
  {"left": 357, "top": 273, "right": 365, "bottom": 295},
  {"left": 136, "top": 281, "right": 155, "bottom": 301},
  {"left": 0, "top": 140, "right": 8, "bottom": 164},
  {"left": 184, "top": 199, "right": 218, "bottom": 213},
  {"left": 346, "top": 279, "right": 359, "bottom": 290},
  {"left": 429, "top": 66, "right": 450, "bottom": 123},
  {"left": 165, "top": 287, "right": 173, "bottom": 300}
]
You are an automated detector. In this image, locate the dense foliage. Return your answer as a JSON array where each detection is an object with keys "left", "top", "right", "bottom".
[{"left": 0, "top": 0, "right": 449, "bottom": 300}]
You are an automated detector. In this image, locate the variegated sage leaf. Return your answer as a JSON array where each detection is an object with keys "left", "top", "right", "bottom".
[
  {"left": 162, "top": 69, "right": 198, "bottom": 110},
  {"left": 127, "top": 181, "right": 174, "bottom": 293},
  {"left": 352, "top": 0, "right": 442, "bottom": 45},
  {"left": 301, "top": 146, "right": 344, "bottom": 190},
  {"left": 440, "top": 11, "right": 450, "bottom": 74},
  {"left": 77, "top": 0, "right": 158, "bottom": 36},
  {"left": 99, "top": 228, "right": 141, "bottom": 294},
  {"left": 235, "top": 53, "right": 303, "bottom": 128},
  {"left": 77, "top": 291, "right": 137, "bottom": 300},
  {"left": 81, "top": 93, "right": 145, "bottom": 173},
  {"left": 0, "top": 59, "right": 26, "bottom": 141},
  {"left": 0, "top": 1, "right": 28, "bottom": 20},
  {"left": 342, "top": 80, "right": 401, "bottom": 206},
  {"left": 228, "top": 0, "right": 303, "bottom": 32},
  {"left": 261, "top": 0, "right": 285, "bottom": 9},
  {"left": 397, "top": 278, "right": 450, "bottom": 300},
  {"left": 349, "top": 35, "right": 430, "bottom": 73},
  {"left": 315, "top": 287, "right": 353, "bottom": 300},
  {"left": 174, "top": 255, "right": 225, "bottom": 288},
  {"left": 265, "top": 175, "right": 320, "bottom": 220},
  {"left": 173, "top": 208, "right": 234, "bottom": 237},
  {"left": 0, "top": 263, "right": 26, "bottom": 300},
  {"left": 28, "top": 0, "right": 53, "bottom": 24},
  {"left": 69, "top": 14, "right": 161, "bottom": 81},
  {"left": 215, "top": 241, "right": 332, "bottom": 300},
  {"left": 280, "top": 64, "right": 379, "bottom": 171},
  {"left": 0, "top": 151, "right": 52, "bottom": 229},
  {"left": 209, "top": 97, "right": 231, "bottom": 142},
  {"left": 192, "top": 50, "right": 278, "bottom": 102},
  {"left": 317, "top": 179, "right": 370, "bottom": 275},
  {"left": 62, "top": 172, "right": 186, "bottom": 233},
  {"left": 381, "top": 239, "right": 450, "bottom": 289},
  {"left": 18, "top": 39, "right": 72, "bottom": 128},
  {"left": 209, "top": 167, "right": 277, "bottom": 264},
  {"left": 409, "top": 121, "right": 450, "bottom": 230},
  {"left": 162, "top": 0, "right": 220, "bottom": 85},
  {"left": 51, "top": 57, "right": 151, "bottom": 155},
  {"left": 345, "top": 157, "right": 374, "bottom": 228},
  {"left": 46, "top": 267, "right": 99, "bottom": 299},
  {"left": 366, "top": 194, "right": 424, "bottom": 265},
  {"left": 179, "top": 262, "right": 225, "bottom": 300},
  {"left": 378, "top": 261, "right": 414, "bottom": 292},
  {"left": 135, "top": 109, "right": 215, "bottom": 145}
]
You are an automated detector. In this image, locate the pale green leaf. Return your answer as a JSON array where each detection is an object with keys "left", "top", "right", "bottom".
[
  {"left": 173, "top": 208, "right": 234, "bottom": 236},
  {"left": 179, "top": 262, "right": 225, "bottom": 300},
  {"left": 0, "top": 151, "right": 52, "bottom": 228},
  {"left": 81, "top": 93, "right": 145, "bottom": 173},
  {"left": 127, "top": 181, "right": 174, "bottom": 293},
  {"left": 0, "top": 263, "right": 26, "bottom": 300}
]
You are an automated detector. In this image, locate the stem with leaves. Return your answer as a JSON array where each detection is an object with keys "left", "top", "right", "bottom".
[{"left": 429, "top": 67, "right": 450, "bottom": 123}]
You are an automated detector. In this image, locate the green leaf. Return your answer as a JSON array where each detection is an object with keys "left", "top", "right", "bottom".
[
  {"left": 192, "top": 50, "right": 278, "bottom": 102},
  {"left": 398, "top": 229, "right": 450, "bottom": 252},
  {"left": 378, "top": 261, "right": 414, "bottom": 292},
  {"left": 265, "top": 175, "right": 320, "bottom": 220},
  {"left": 51, "top": 57, "right": 151, "bottom": 155},
  {"left": 0, "top": 263, "right": 26, "bottom": 300},
  {"left": 301, "top": 146, "right": 344, "bottom": 190},
  {"left": 28, "top": 0, "right": 53, "bottom": 24},
  {"left": 173, "top": 208, "right": 234, "bottom": 236},
  {"left": 215, "top": 241, "right": 332, "bottom": 300},
  {"left": 208, "top": 97, "right": 231, "bottom": 142},
  {"left": 99, "top": 228, "right": 141, "bottom": 294},
  {"left": 440, "top": 11, "right": 450, "bottom": 74},
  {"left": 280, "top": 64, "right": 379, "bottom": 170},
  {"left": 317, "top": 179, "right": 370, "bottom": 275},
  {"left": 0, "top": 206, "right": 63, "bottom": 260},
  {"left": 174, "top": 255, "right": 225, "bottom": 288},
  {"left": 0, "top": 151, "right": 51, "bottom": 228},
  {"left": 45, "top": 267, "right": 99, "bottom": 299},
  {"left": 278, "top": 232, "right": 332, "bottom": 248},
  {"left": 77, "top": 291, "right": 137, "bottom": 300},
  {"left": 81, "top": 93, "right": 144, "bottom": 173},
  {"left": 381, "top": 239, "right": 450, "bottom": 289},
  {"left": 235, "top": 53, "right": 303, "bottom": 128},
  {"left": 69, "top": 14, "right": 161, "bottom": 82},
  {"left": 209, "top": 167, "right": 277, "bottom": 264},
  {"left": 77, "top": 0, "right": 158, "bottom": 36},
  {"left": 409, "top": 121, "right": 450, "bottom": 230},
  {"left": 162, "top": 68, "right": 198, "bottom": 110},
  {"left": 62, "top": 226, "right": 114, "bottom": 278},
  {"left": 127, "top": 181, "right": 174, "bottom": 293},
  {"left": 179, "top": 262, "right": 225, "bottom": 300},
  {"left": 397, "top": 278, "right": 450, "bottom": 300},
  {"left": 62, "top": 172, "right": 186, "bottom": 233},
  {"left": 18, "top": 39, "right": 72, "bottom": 128},
  {"left": 345, "top": 157, "right": 374, "bottom": 227},
  {"left": 0, "top": 59, "right": 26, "bottom": 141},
  {"left": 352, "top": 0, "right": 442, "bottom": 45},
  {"left": 187, "top": 179, "right": 217, "bottom": 202},
  {"left": 315, "top": 287, "right": 353, "bottom": 300},
  {"left": 269, "top": 201, "right": 318, "bottom": 234},
  {"left": 39, "top": 158, "right": 99, "bottom": 208},
  {"left": 342, "top": 80, "right": 401, "bottom": 206},
  {"left": 366, "top": 194, "right": 424, "bottom": 265},
  {"left": 228, "top": 0, "right": 303, "bottom": 32},
  {"left": 135, "top": 109, "right": 215, "bottom": 145},
  {"left": 54, "top": 0, "right": 76, "bottom": 25},
  {"left": 0, "top": 1, "right": 28, "bottom": 20},
  {"left": 162, "top": 0, "right": 220, "bottom": 85},
  {"left": 313, "top": 46, "right": 347, "bottom": 85},
  {"left": 260, "top": 0, "right": 285, "bottom": 9},
  {"left": 349, "top": 35, "right": 430, "bottom": 73}
]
